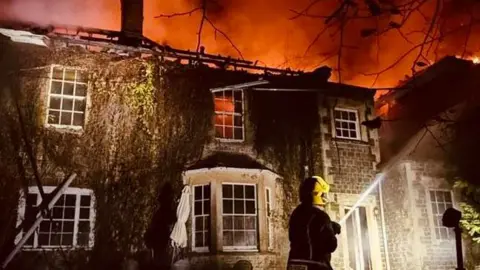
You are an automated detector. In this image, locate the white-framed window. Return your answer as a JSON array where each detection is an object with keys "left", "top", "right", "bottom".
[
  {"left": 429, "top": 190, "right": 454, "bottom": 240},
  {"left": 46, "top": 66, "right": 87, "bottom": 129},
  {"left": 333, "top": 108, "right": 360, "bottom": 140},
  {"left": 344, "top": 206, "right": 373, "bottom": 270},
  {"left": 213, "top": 89, "right": 244, "bottom": 141},
  {"left": 17, "top": 186, "right": 95, "bottom": 249},
  {"left": 221, "top": 183, "right": 257, "bottom": 251},
  {"left": 192, "top": 184, "right": 210, "bottom": 252},
  {"left": 265, "top": 187, "right": 273, "bottom": 250}
]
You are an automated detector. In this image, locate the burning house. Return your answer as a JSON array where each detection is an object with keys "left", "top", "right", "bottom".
[
  {"left": 376, "top": 56, "right": 480, "bottom": 270},
  {"left": 0, "top": 1, "right": 389, "bottom": 270}
]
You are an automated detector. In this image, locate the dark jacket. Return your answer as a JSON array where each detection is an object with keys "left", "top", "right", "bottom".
[{"left": 288, "top": 204, "right": 338, "bottom": 270}]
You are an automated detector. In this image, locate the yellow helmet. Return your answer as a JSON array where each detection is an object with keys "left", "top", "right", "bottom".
[{"left": 300, "top": 176, "right": 330, "bottom": 205}]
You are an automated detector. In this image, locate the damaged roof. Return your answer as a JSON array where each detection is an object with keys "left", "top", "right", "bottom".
[{"left": 0, "top": 21, "right": 375, "bottom": 98}]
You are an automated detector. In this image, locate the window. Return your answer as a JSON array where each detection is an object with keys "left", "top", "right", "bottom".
[
  {"left": 222, "top": 184, "right": 257, "bottom": 250},
  {"left": 193, "top": 184, "right": 210, "bottom": 251},
  {"left": 430, "top": 190, "right": 454, "bottom": 240},
  {"left": 344, "top": 206, "right": 372, "bottom": 270},
  {"left": 18, "top": 187, "right": 95, "bottom": 249},
  {"left": 265, "top": 187, "right": 273, "bottom": 250},
  {"left": 214, "top": 89, "right": 244, "bottom": 141},
  {"left": 334, "top": 108, "right": 360, "bottom": 140},
  {"left": 46, "top": 66, "right": 87, "bottom": 128}
]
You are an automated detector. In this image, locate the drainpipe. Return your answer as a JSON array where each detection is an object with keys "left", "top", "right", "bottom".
[{"left": 379, "top": 180, "right": 391, "bottom": 270}]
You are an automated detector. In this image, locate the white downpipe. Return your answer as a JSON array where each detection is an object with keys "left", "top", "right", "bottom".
[{"left": 379, "top": 179, "right": 391, "bottom": 270}]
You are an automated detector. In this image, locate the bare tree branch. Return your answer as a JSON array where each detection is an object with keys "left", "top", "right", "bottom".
[{"left": 154, "top": 7, "right": 202, "bottom": 19}]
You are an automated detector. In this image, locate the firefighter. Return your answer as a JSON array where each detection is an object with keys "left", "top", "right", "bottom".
[{"left": 287, "top": 176, "right": 341, "bottom": 270}]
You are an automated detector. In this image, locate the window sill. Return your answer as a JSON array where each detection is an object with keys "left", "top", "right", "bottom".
[
  {"left": 21, "top": 246, "right": 92, "bottom": 251},
  {"left": 214, "top": 138, "right": 245, "bottom": 143},
  {"left": 44, "top": 124, "right": 85, "bottom": 135},
  {"left": 331, "top": 137, "right": 369, "bottom": 144},
  {"left": 190, "top": 250, "right": 279, "bottom": 257}
]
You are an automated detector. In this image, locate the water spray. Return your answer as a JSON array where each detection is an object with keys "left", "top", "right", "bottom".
[
  {"left": 337, "top": 126, "right": 429, "bottom": 225},
  {"left": 339, "top": 173, "right": 385, "bottom": 224}
]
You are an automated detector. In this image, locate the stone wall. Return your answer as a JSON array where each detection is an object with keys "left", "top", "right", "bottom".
[{"left": 383, "top": 160, "right": 457, "bottom": 270}]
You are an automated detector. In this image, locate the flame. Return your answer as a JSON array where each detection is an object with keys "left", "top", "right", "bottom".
[
  {"left": 1, "top": 0, "right": 480, "bottom": 89},
  {"left": 455, "top": 55, "right": 480, "bottom": 64}
]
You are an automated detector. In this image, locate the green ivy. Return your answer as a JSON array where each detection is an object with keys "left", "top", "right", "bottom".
[{"left": 460, "top": 202, "right": 480, "bottom": 243}]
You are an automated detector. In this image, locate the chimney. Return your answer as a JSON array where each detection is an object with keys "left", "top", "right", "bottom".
[{"left": 120, "top": 0, "right": 144, "bottom": 46}]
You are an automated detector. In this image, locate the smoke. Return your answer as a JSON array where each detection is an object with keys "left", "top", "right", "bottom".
[{"left": 1, "top": 0, "right": 480, "bottom": 88}]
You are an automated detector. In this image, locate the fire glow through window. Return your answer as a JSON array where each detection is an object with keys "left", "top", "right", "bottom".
[{"left": 214, "top": 89, "right": 244, "bottom": 141}]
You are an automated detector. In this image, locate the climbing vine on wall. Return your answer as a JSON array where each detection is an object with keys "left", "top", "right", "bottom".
[
  {"left": 0, "top": 44, "right": 214, "bottom": 269},
  {"left": 248, "top": 89, "right": 320, "bottom": 224}
]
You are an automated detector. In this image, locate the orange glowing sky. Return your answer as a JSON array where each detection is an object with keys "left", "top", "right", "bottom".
[{"left": 1, "top": 0, "right": 480, "bottom": 88}]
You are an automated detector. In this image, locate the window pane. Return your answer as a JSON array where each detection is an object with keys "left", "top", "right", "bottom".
[
  {"left": 76, "top": 84, "right": 87, "bottom": 97},
  {"left": 234, "top": 128, "right": 243, "bottom": 140},
  {"left": 204, "top": 201, "right": 210, "bottom": 215},
  {"left": 78, "top": 233, "right": 89, "bottom": 246},
  {"left": 64, "top": 83, "right": 74, "bottom": 95},
  {"left": 51, "top": 81, "right": 63, "bottom": 94},
  {"left": 78, "top": 221, "right": 90, "bottom": 233},
  {"left": 223, "top": 185, "right": 233, "bottom": 198},
  {"left": 336, "top": 129, "right": 341, "bottom": 137},
  {"left": 62, "top": 234, "right": 73, "bottom": 245},
  {"left": 341, "top": 111, "right": 348, "bottom": 119},
  {"left": 195, "top": 232, "right": 204, "bottom": 247},
  {"left": 223, "top": 231, "right": 234, "bottom": 246},
  {"left": 224, "top": 91, "right": 233, "bottom": 102},
  {"left": 334, "top": 110, "right": 341, "bottom": 119},
  {"left": 350, "top": 131, "right": 357, "bottom": 138},
  {"left": 53, "top": 68, "right": 63, "bottom": 80},
  {"left": 224, "top": 127, "right": 233, "bottom": 139},
  {"left": 245, "top": 186, "right": 255, "bottom": 199},
  {"left": 73, "top": 113, "right": 84, "bottom": 127},
  {"left": 80, "top": 195, "right": 91, "bottom": 207},
  {"left": 224, "top": 115, "right": 233, "bottom": 126},
  {"left": 60, "top": 112, "right": 72, "bottom": 125},
  {"left": 234, "top": 185, "right": 244, "bottom": 199},
  {"left": 245, "top": 217, "right": 256, "bottom": 230},
  {"left": 235, "top": 216, "right": 245, "bottom": 230},
  {"left": 436, "top": 191, "right": 444, "bottom": 202},
  {"left": 234, "top": 115, "right": 242, "bottom": 126},
  {"left": 235, "top": 101, "right": 242, "bottom": 114},
  {"left": 64, "top": 208, "right": 75, "bottom": 219},
  {"left": 438, "top": 203, "right": 446, "bottom": 214},
  {"left": 62, "top": 98, "right": 73, "bottom": 110},
  {"left": 74, "top": 99, "right": 86, "bottom": 112},
  {"left": 195, "top": 201, "right": 202, "bottom": 214},
  {"left": 335, "top": 121, "right": 340, "bottom": 128},
  {"left": 80, "top": 208, "right": 90, "bottom": 219},
  {"left": 246, "top": 231, "right": 256, "bottom": 246},
  {"left": 246, "top": 201, "right": 255, "bottom": 214},
  {"left": 444, "top": 193, "right": 452, "bottom": 202},
  {"left": 64, "top": 70, "right": 76, "bottom": 81},
  {"left": 49, "top": 97, "right": 61, "bottom": 109},
  {"left": 48, "top": 111, "right": 60, "bottom": 124},
  {"left": 223, "top": 216, "right": 233, "bottom": 230},
  {"left": 52, "top": 207, "right": 63, "bottom": 218},
  {"left": 195, "top": 186, "right": 202, "bottom": 200},
  {"left": 223, "top": 200, "right": 233, "bottom": 214},
  {"left": 214, "top": 98, "right": 225, "bottom": 112},
  {"left": 65, "top": 195, "right": 76, "bottom": 206},
  {"left": 430, "top": 191, "right": 436, "bottom": 200},
  {"left": 341, "top": 122, "right": 348, "bottom": 129},
  {"left": 234, "top": 200, "right": 245, "bottom": 214},
  {"left": 38, "top": 233, "right": 49, "bottom": 246},
  {"left": 234, "top": 231, "right": 246, "bottom": 246},
  {"left": 40, "top": 221, "right": 51, "bottom": 233},
  {"left": 215, "top": 126, "right": 223, "bottom": 138},
  {"left": 215, "top": 114, "right": 224, "bottom": 125},
  {"left": 204, "top": 185, "right": 210, "bottom": 198},
  {"left": 63, "top": 221, "right": 74, "bottom": 233},
  {"left": 431, "top": 203, "right": 438, "bottom": 214},
  {"left": 348, "top": 122, "right": 356, "bottom": 129},
  {"left": 348, "top": 112, "right": 356, "bottom": 120},
  {"left": 195, "top": 217, "right": 204, "bottom": 231},
  {"left": 233, "top": 90, "right": 242, "bottom": 102}
]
